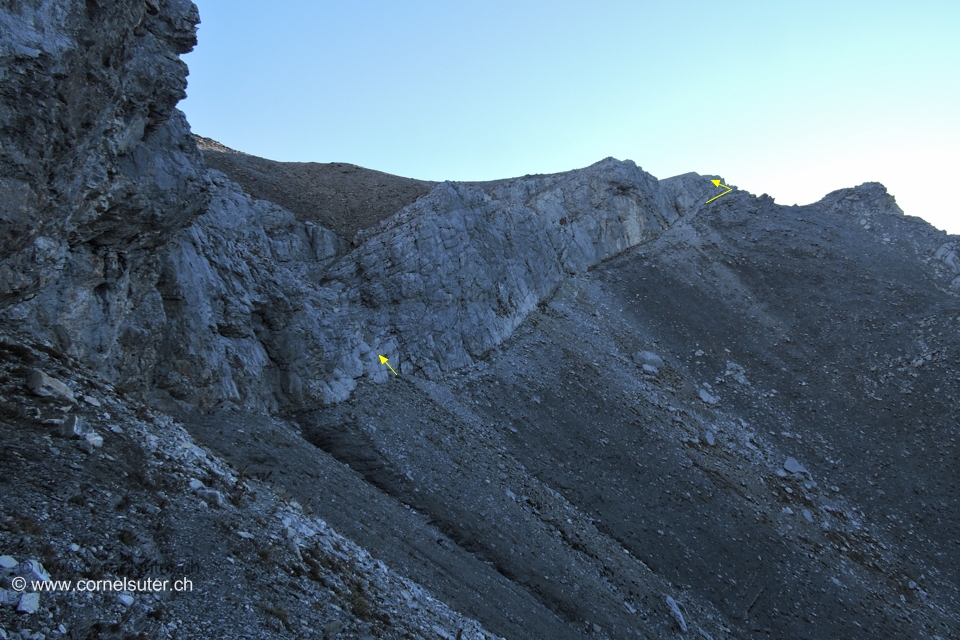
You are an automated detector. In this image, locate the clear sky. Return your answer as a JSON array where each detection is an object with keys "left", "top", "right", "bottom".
[{"left": 181, "top": 1, "right": 959, "bottom": 234}]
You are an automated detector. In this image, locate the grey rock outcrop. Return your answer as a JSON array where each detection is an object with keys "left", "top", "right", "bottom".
[
  {"left": 5, "top": 141, "right": 717, "bottom": 412},
  {"left": 332, "top": 166, "right": 714, "bottom": 384},
  {"left": 0, "top": 0, "right": 207, "bottom": 304},
  {"left": 143, "top": 162, "right": 717, "bottom": 409},
  {"left": 934, "top": 242, "right": 960, "bottom": 288}
]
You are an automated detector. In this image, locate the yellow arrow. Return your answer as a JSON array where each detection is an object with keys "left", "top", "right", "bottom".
[
  {"left": 378, "top": 354, "right": 398, "bottom": 376},
  {"left": 706, "top": 179, "right": 733, "bottom": 204}
]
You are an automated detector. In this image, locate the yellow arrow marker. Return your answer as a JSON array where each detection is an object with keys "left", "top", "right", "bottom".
[
  {"left": 379, "top": 354, "right": 398, "bottom": 376},
  {"left": 706, "top": 179, "right": 733, "bottom": 204}
]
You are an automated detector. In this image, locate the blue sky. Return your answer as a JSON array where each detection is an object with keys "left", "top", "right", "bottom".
[{"left": 181, "top": 1, "right": 959, "bottom": 234}]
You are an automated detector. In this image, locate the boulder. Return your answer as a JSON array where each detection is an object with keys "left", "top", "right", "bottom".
[
  {"left": 27, "top": 370, "right": 75, "bottom": 403},
  {"left": 16, "top": 592, "right": 39, "bottom": 614},
  {"left": 59, "top": 415, "right": 93, "bottom": 438},
  {"left": 634, "top": 351, "right": 664, "bottom": 368},
  {"left": 783, "top": 457, "right": 808, "bottom": 476},
  {"left": 77, "top": 431, "right": 104, "bottom": 453},
  {"left": 197, "top": 489, "right": 225, "bottom": 508},
  {"left": 698, "top": 388, "right": 719, "bottom": 405},
  {"left": 82, "top": 395, "right": 101, "bottom": 407},
  {"left": 84, "top": 432, "right": 104, "bottom": 449},
  {"left": 665, "top": 595, "right": 687, "bottom": 633}
]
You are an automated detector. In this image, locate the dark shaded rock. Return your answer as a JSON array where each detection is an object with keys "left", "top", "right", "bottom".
[{"left": 0, "top": 0, "right": 209, "bottom": 307}]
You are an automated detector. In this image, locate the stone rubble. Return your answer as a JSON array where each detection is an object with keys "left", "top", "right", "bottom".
[{"left": 0, "top": 335, "right": 503, "bottom": 640}]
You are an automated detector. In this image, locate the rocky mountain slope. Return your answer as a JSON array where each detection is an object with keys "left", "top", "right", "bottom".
[
  {"left": 195, "top": 136, "right": 435, "bottom": 243},
  {"left": 2, "top": 1, "right": 960, "bottom": 639}
]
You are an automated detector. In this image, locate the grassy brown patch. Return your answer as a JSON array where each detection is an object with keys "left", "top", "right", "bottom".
[{"left": 263, "top": 603, "right": 293, "bottom": 632}]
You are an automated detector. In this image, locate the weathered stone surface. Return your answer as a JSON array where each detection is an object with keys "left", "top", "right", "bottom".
[
  {"left": 82, "top": 395, "right": 101, "bottom": 407},
  {"left": 784, "top": 457, "right": 808, "bottom": 476},
  {"left": 197, "top": 488, "right": 224, "bottom": 507},
  {"left": 698, "top": 388, "right": 719, "bottom": 405},
  {"left": 82, "top": 431, "right": 104, "bottom": 449},
  {"left": 13, "top": 131, "right": 949, "bottom": 420},
  {"left": 59, "top": 415, "right": 92, "bottom": 438},
  {"left": 0, "top": 1, "right": 209, "bottom": 309},
  {"left": 16, "top": 592, "right": 39, "bottom": 614},
  {"left": 320, "top": 165, "right": 716, "bottom": 394},
  {"left": 934, "top": 242, "right": 960, "bottom": 289},
  {"left": 27, "top": 370, "right": 75, "bottom": 403},
  {"left": 665, "top": 595, "right": 687, "bottom": 633},
  {"left": 634, "top": 351, "right": 664, "bottom": 367},
  {"left": 5, "top": 147, "right": 721, "bottom": 413}
]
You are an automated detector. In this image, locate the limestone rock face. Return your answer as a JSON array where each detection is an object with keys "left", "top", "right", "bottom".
[
  {"left": 332, "top": 162, "right": 717, "bottom": 384},
  {"left": 4, "top": 171, "right": 345, "bottom": 411},
  {"left": 12, "top": 129, "right": 937, "bottom": 415},
  {"left": 5, "top": 144, "right": 720, "bottom": 412},
  {"left": 0, "top": 0, "right": 208, "bottom": 306},
  {"left": 146, "top": 161, "right": 719, "bottom": 410},
  {"left": 144, "top": 173, "right": 350, "bottom": 411}
]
